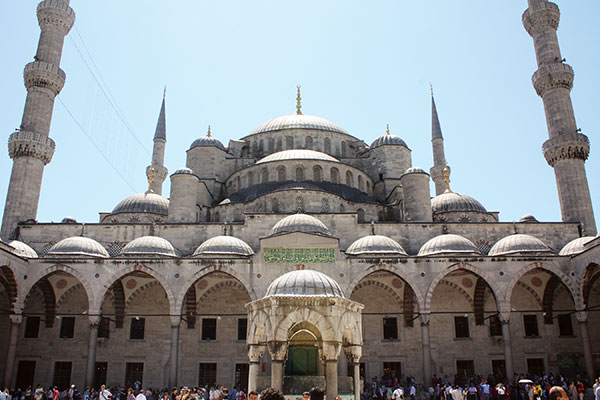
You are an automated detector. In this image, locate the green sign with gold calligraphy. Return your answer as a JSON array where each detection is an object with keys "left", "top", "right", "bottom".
[{"left": 263, "top": 248, "right": 336, "bottom": 263}]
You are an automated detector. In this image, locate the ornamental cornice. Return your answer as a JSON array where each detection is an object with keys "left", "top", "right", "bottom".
[
  {"left": 542, "top": 133, "right": 590, "bottom": 166},
  {"left": 8, "top": 130, "right": 56, "bottom": 164},
  {"left": 522, "top": 2, "right": 559, "bottom": 36},
  {"left": 37, "top": 0, "right": 76, "bottom": 34},
  {"left": 24, "top": 61, "right": 66, "bottom": 95},
  {"left": 532, "top": 63, "right": 573, "bottom": 96}
]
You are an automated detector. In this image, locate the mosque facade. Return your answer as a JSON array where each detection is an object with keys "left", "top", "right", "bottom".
[{"left": 1, "top": 0, "right": 599, "bottom": 397}]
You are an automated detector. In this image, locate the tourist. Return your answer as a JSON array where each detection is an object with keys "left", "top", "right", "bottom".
[
  {"left": 248, "top": 391, "right": 258, "bottom": 400},
  {"left": 0, "top": 388, "right": 10, "bottom": 400},
  {"left": 392, "top": 386, "right": 404, "bottom": 400},
  {"left": 308, "top": 388, "right": 324, "bottom": 400},
  {"left": 134, "top": 390, "right": 146, "bottom": 400},
  {"left": 548, "top": 387, "right": 568, "bottom": 400},
  {"left": 258, "top": 389, "right": 284, "bottom": 400}
]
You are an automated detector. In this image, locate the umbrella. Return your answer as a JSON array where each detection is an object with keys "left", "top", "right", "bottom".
[{"left": 519, "top": 379, "right": 533, "bottom": 384}]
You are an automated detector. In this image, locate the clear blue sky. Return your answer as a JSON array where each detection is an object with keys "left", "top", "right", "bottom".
[{"left": 1, "top": 1, "right": 599, "bottom": 225}]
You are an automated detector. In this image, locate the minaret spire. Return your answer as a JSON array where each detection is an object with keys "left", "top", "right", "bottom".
[
  {"left": 146, "top": 90, "right": 168, "bottom": 195},
  {"left": 523, "top": 0, "right": 596, "bottom": 235},
  {"left": 1, "top": 1, "right": 76, "bottom": 239},
  {"left": 429, "top": 86, "right": 448, "bottom": 196},
  {"left": 296, "top": 85, "right": 303, "bottom": 115}
]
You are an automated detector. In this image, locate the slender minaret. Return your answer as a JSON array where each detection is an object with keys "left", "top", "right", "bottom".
[
  {"left": 523, "top": 0, "right": 596, "bottom": 235},
  {"left": 1, "top": 0, "right": 75, "bottom": 240},
  {"left": 146, "top": 89, "right": 168, "bottom": 195},
  {"left": 429, "top": 87, "right": 448, "bottom": 196}
]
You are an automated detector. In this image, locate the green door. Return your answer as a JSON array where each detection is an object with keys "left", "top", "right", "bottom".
[{"left": 285, "top": 346, "right": 318, "bottom": 375}]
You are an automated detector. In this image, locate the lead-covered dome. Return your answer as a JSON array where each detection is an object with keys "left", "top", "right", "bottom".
[
  {"left": 47, "top": 237, "right": 109, "bottom": 258},
  {"left": 270, "top": 214, "right": 331, "bottom": 236},
  {"left": 6, "top": 240, "right": 38, "bottom": 258},
  {"left": 488, "top": 234, "right": 554, "bottom": 256},
  {"left": 431, "top": 192, "right": 487, "bottom": 214},
  {"left": 189, "top": 135, "right": 226, "bottom": 151},
  {"left": 121, "top": 236, "right": 179, "bottom": 257},
  {"left": 112, "top": 193, "right": 169, "bottom": 216},
  {"left": 193, "top": 236, "right": 254, "bottom": 256},
  {"left": 265, "top": 270, "right": 344, "bottom": 297},
  {"left": 256, "top": 149, "right": 339, "bottom": 164},
  {"left": 346, "top": 235, "right": 408, "bottom": 256},
  {"left": 370, "top": 133, "right": 408, "bottom": 149},
  {"left": 559, "top": 236, "right": 596, "bottom": 256},
  {"left": 248, "top": 114, "right": 349, "bottom": 136},
  {"left": 418, "top": 234, "right": 480, "bottom": 256}
]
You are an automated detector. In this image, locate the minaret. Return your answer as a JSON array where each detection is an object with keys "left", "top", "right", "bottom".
[
  {"left": 1, "top": 0, "right": 75, "bottom": 239},
  {"left": 146, "top": 89, "right": 168, "bottom": 195},
  {"left": 429, "top": 87, "right": 448, "bottom": 196},
  {"left": 523, "top": 0, "right": 596, "bottom": 235}
]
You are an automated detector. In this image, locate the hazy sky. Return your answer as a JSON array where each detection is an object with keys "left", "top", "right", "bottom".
[{"left": 0, "top": 1, "right": 599, "bottom": 225}]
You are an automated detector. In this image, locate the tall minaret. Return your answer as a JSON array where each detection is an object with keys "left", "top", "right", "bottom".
[
  {"left": 523, "top": 0, "right": 596, "bottom": 235},
  {"left": 1, "top": 0, "right": 75, "bottom": 240},
  {"left": 146, "top": 89, "right": 168, "bottom": 195},
  {"left": 429, "top": 88, "right": 448, "bottom": 196}
]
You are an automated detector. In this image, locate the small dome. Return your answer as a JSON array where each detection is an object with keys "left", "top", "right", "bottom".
[
  {"left": 432, "top": 192, "right": 487, "bottom": 214},
  {"left": 256, "top": 149, "right": 339, "bottom": 165},
  {"left": 121, "top": 236, "right": 179, "bottom": 257},
  {"left": 265, "top": 270, "right": 344, "bottom": 297},
  {"left": 519, "top": 214, "right": 538, "bottom": 223},
  {"left": 370, "top": 134, "right": 408, "bottom": 149},
  {"left": 173, "top": 167, "right": 194, "bottom": 175},
  {"left": 559, "top": 236, "right": 596, "bottom": 256},
  {"left": 488, "top": 234, "right": 554, "bottom": 256},
  {"left": 403, "top": 167, "right": 427, "bottom": 175},
  {"left": 61, "top": 217, "right": 77, "bottom": 224},
  {"left": 6, "top": 240, "right": 38, "bottom": 258},
  {"left": 112, "top": 193, "right": 169, "bottom": 215},
  {"left": 270, "top": 214, "right": 331, "bottom": 236},
  {"left": 193, "top": 236, "right": 254, "bottom": 256},
  {"left": 418, "top": 234, "right": 480, "bottom": 256},
  {"left": 248, "top": 114, "right": 349, "bottom": 136},
  {"left": 189, "top": 135, "right": 226, "bottom": 151},
  {"left": 346, "top": 235, "right": 408, "bottom": 256},
  {"left": 47, "top": 237, "right": 109, "bottom": 258}
]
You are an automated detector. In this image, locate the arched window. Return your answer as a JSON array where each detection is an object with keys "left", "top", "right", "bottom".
[
  {"left": 358, "top": 175, "right": 364, "bottom": 192},
  {"left": 277, "top": 166, "right": 286, "bottom": 182},
  {"left": 272, "top": 198, "right": 279, "bottom": 213},
  {"left": 321, "top": 198, "right": 330, "bottom": 212},
  {"left": 259, "top": 140, "right": 264, "bottom": 152},
  {"left": 313, "top": 165, "right": 322, "bottom": 182},
  {"left": 247, "top": 171, "right": 254, "bottom": 186},
  {"left": 305, "top": 136, "right": 313, "bottom": 149},
  {"left": 295, "top": 197, "right": 305, "bottom": 213},
  {"left": 346, "top": 170, "right": 354, "bottom": 187},
  {"left": 296, "top": 166, "right": 305, "bottom": 181},
  {"left": 330, "top": 167, "right": 339, "bottom": 184},
  {"left": 235, "top": 176, "right": 241, "bottom": 191},
  {"left": 241, "top": 146, "right": 249, "bottom": 158},
  {"left": 196, "top": 206, "right": 202, "bottom": 223},
  {"left": 340, "top": 204, "right": 345, "bottom": 212},
  {"left": 341, "top": 141, "right": 347, "bottom": 157},
  {"left": 276, "top": 138, "right": 282, "bottom": 151},
  {"left": 286, "top": 137, "right": 294, "bottom": 149},
  {"left": 261, "top": 168, "right": 269, "bottom": 183},
  {"left": 268, "top": 138, "right": 275, "bottom": 153},
  {"left": 324, "top": 138, "right": 331, "bottom": 153},
  {"left": 357, "top": 208, "right": 365, "bottom": 223}
]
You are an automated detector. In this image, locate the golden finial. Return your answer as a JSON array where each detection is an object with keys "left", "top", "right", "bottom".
[
  {"left": 146, "top": 165, "right": 156, "bottom": 194},
  {"left": 296, "top": 85, "right": 303, "bottom": 115},
  {"left": 163, "top": 85, "right": 167, "bottom": 99},
  {"left": 386, "top": 124, "right": 390, "bottom": 135},
  {"left": 207, "top": 125, "right": 211, "bottom": 137},
  {"left": 443, "top": 165, "right": 452, "bottom": 193}
]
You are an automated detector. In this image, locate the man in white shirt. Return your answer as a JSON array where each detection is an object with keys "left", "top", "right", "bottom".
[
  {"left": 0, "top": 388, "right": 10, "bottom": 400},
  {"left": 392, "top": 386, "right": 404, "bottom": 400},
  {"left": 135, "top": 390, "right": 146, "bottom": 400},
  {"left": 99, "top": 386, "right": 111, "bottom": 400}
]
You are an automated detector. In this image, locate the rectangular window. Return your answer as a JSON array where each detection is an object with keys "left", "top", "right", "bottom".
[
  {"left": 491, "top": 360, "right": 506, "bottom": 379},
  {"left": 53, "top": 362, "right": 72, "bottom": 390},
  {"left": 237, "top": 318, "right": 247, "bottom": 341},
  {"left": 382, "top": 362, "right": 401, "bottom": 380},
  {"left": 456, "top": 360, "right": 475, "bottom": 378},
  {"left": 454, "top": 316, "right": 470, "bottom": 338},
  {"left": 557, "top": 314, "right": 574, "bottom": 336},
  {"left": 93, "top": 362, "right": 107, "bottom": 389},
  {"left": 130, "top": 318, "right": 145, "bottom": 340},
  {"left": 527, "top": 358, "right": 545, "bottom": 376},
  {"left": 124, "top": 363, "right": 144, "bottom": 389},
  {"left": 489, "top": 315, "right": 502, "bottom": 337},
  {"left": 98, "top": 317, "right": 110, "bottom": 339},
  {"left": 523, "top": 315, "right": 539, "bottom": 337},
  {"left": 235, "top": 363, "right": 249, "bottom": 389},
  {"left": 202, "top": 318, "right": 217, "bottom": 340},
  {"left": 24, "top": 316, "right": 40, "bottom": 338},
  {"left": 383, "top": 317, "right": 398, "bottom": 340},
  {"left": 59, "top": 317, "right": 75, "bottom": 339},
  {"left": 198, "top": 363, "right": 217, "bottom": 386}
]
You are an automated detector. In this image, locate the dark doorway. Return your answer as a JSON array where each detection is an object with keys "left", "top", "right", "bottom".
[
  {"left": 16, "top": 361, "right": 36, "bottom": 390},
  {"left": 235, "top": 363, "right": 249, "bottom": 389},
  {"left": 491, "top": 360, "right": 506, "bottom": 379},
  {"left": 93, "top": 362, "right": 108, "bottom": 389}
]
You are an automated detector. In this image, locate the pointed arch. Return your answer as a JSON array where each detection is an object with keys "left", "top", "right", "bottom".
[
  {"left": 542, "top": 275, "right": 562, "bottom": 324},
  {"left": 581, "top": 263, "right": 600, "bottom": 308},
  {"left": 0, "top": 265, "right": 18, "bottom": 312}
]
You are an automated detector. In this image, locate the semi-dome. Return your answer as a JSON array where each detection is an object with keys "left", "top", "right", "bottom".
[
  {"left": 270, "top": 214, "right": 331, "bottom": 236},
  {"left": 193, "top": 236, "right": 254, "bottom": 256},
  {"left": 112, "top": 192, "right": 169, "bottom": 216},
  {"left": 431, "top": 192, "right": 487, "bottom": 214},
  {"left": 189, "top": 135, "right": 226, "bottom": 151},
  {"left": 256, "top": 149, "right": 339, "bottom": 164},
  {"left": 6, "top": 240, "right": 38, "bottom": 258},
  {"left": 418, "top": 234, "right": 480, "bottom": 256},
  {"left": 559, "top": 236, "right": 596, "bottom": 256},
  {"left": 47, "top": 237, "right": 109, "bottom": 258},
  {"left": 488, "top": 234, "right": 554, "bottom": 256},
  {"left": 346, "top": 235, "right": 408, "bottom": 256},
  {"left": 370, "top": 133, "right": 408, "bottom": 149},
  {"left": 248, "top": 114, "right": 349, "bottom": 136},
  {"left": 265, "top": 270, "right": 344, "bottom": 297},
  {"left": 121, "top": 236, "right": 179, "bottom": 257}
]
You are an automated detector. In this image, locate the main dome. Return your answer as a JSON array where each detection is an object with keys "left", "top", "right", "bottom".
[
  {"left": 112, "top": 193, "right": 169, "bottom": 215},
  {"left": 47, "top": 237, "right": 109, "bottom": 258},
  {"left": 256, "top": 149, "right": 339, "bottom": 164},
  {"left": 346, "top": 235, "right": 408, "bottom": 256},
  {"left": 248, "top": 114, "right": 350, "bottom": 136},
  {"left": 270, "top": 214, "right": 331, "bottom": 236},
  {"left": 265, "top": 270, "right": 344, "bottom": 297}
]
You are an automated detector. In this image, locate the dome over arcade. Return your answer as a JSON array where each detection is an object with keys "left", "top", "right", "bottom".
[
  {"left": 418, "top": 234, "right": 480, "bottom": 256},
  {"left": 346, "top": 235, "right": 408, "bottom": 256},
  {"left": 370, "top": 126, "right": 408, "bottom": 149},
  {"left": 193, "top": 236, "right": 254, "bottom": 257},
  {"left": 47, "top": 237, "right": 109, "bottom": 258},
  {"left": 6, "top": 240, "right": 38, "bottom": 258},
  {"left": 121, "top": 236, "right": 179, "bottom": 257},
  {"left": 269, "top": 214, "right": 331, "bottom": 236},
  {"left": 431, "top": 192, "right": 487, "bottom": 214},
  {"left": 265, "top": 269, "right": 345, "bottom": 297},
  {"left": 248, "top": 113, "right": 350, "bottom": 136},
  {"left": 112, "top": 192, "right": 169, "bottom": 216},
  {"left": 488, "top": 234, "right": 554, "bottom": 256},
  {"left": 559, "top": 236, "right": 596, "bottom": 256},
  {"left": 256, "top": 149, "right": 339, "bottom": 165}
]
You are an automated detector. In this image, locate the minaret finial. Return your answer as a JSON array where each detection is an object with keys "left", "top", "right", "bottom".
[
  {"left": 163, "top": 85, "right": 167, "bottom": 99},
  {"left": 296, "top": 85, "right": 303, "bottom": 115},
  {"left": 207, "top": 125, "right": 211, "bottom": 137},
  {"left": 443, "top": 166, "right": 452, "bottom": 193},
  {"left": 386, "top": 124, "right": 390, "bottom": 135},
  {"left": 146, "top": 165, "right": 156, "bottom": 194},
  {"left": 430, "top": 83, "right": 434, "bottom": 96}
]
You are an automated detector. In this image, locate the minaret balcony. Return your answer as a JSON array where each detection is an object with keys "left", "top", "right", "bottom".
[
  {"left": 24, "top": 61, "right": 66, "bottom": 95},
  {"left": 522, "top": 2, "right": 559, "bottom": 35},
  {"left": 542, "top": 133, "right": 590, "bottom": 167},
  {"left": 532, "top": 63, "right": 573, "bottom": 96},
  {"left": 8, "top": 130, "right": 56, "bottom": 164},
  {"left": 37, "top": 0, "right": 75, "bottom": 34}
]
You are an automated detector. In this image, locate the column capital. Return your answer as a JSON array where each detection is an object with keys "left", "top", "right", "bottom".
[
  {"left": 88, "top": 315, "right": 101, "bottom": 327},
  {"left": 344, "top": 345, "right": 362, "bottom": 363},
  {"left": 575, "top": 311, "right": 588, "bottom": 323},
  {"left": 419, "top": 313, "right": 431, "bottom": 326},
  {"left": 267, "top": 340, "right": 288, "bottom": 361},
  {"left": 499, "top": 312, "right": 511, "bottom": 324},
  {"left": 248, "top": 344, "right": 266, "bottom": 363},
  {"left": 9, "top": 314, "right": 23, "bottom": 325},
  {"left": 170, "top": 315, "right": 182, "bottom": 327}
]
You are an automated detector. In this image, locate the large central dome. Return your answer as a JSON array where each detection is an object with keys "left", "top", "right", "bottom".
[
  {"left": 247, "top": 114, "right": 350, "bottom": 136},
  {"left": 256, "top": 149, "right": 339, "bottom": 164}
]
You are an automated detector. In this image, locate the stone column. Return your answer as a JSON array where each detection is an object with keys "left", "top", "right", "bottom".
[
  {"left": 353, "top": 363, "right": 361, "bottom": 400},
  {"left": 169, "top": 317, "right": 181, "bottom": 388},
  {"left": 576, "top": 312, "right": 595, "bottom": 382},
  {"left": 3, "top": 314, "right": 22, "bottom": 388},
  {"left": 268, "top": 341, "right": 287, "bottom": 391},
  {"left": 500, "top": 313, "right": 514, "bottom": 381},
  {"left": 325, "top": 360, "right": 338, "bottom": 400},
  {"left": 248, "top": 345, "right": 265, "bottom": 393},
  {"left": 84, "top": 317, "right": 101, "bottom": 387},
  {"left": 420, "top": 313, "right": 432, "bottom": 387}
]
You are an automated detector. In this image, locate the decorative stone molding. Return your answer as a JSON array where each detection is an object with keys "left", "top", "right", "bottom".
[
  {"left": 542, "top": 133, "right": 590, "bottom": 166},
  {"left": 248, "top": 344, "right": 266, "bottom": 362},
  {"left": 522, "top": 2, "right": 559, "bottom": 36},
  {"left": 37, "top": 0, "right": 75, "bottom": 34},
  {"left": 8, "top": 130, "right": 56, "bottom": 164},
  {"left": 24, "top": 61, "right": 66, "bottom": 95},
  {"left": 344, "top": 345, "right": 362, "bottom": 363},
  {"left": 267, "top": 340, "right": 288, "bottom": 361},
  {"left": 532, "top": 63, "right": 574, "bottom": 96}
]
